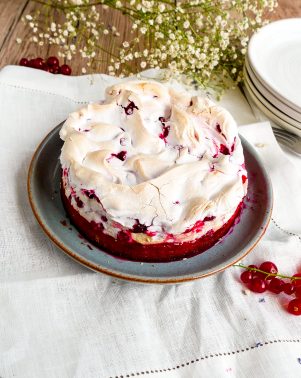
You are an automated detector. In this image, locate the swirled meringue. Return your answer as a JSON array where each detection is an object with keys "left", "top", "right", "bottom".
[{"left": 60, "top": 80, "right": 247, "bottom": 244}]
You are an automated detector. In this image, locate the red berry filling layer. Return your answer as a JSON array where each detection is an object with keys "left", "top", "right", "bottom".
[{"left": 61, "top": 181, "right": 243, "bottom": 262}]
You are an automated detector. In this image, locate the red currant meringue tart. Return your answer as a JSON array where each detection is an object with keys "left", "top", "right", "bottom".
[{"left": 60, "top": 80, "right": 248, "bottom": 262}]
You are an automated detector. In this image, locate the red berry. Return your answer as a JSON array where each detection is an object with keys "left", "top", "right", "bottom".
[
  {"left": 19, "top": 58, "right": 28, "bottom": 66},
  {"left": 48, "top": 67, "right": 55, "bottom": 74},
  {"left": 34, "top": 57, "right": 45, "bottom": 68},
  {"left": 255, "top": 271, "right": 268, "bottom": 280},
  {"left": 282, "top": 282, "right": 295, "bottom": 295},
  {"left": 295, "top": 286, "right": 301, "bottom": 298},
  {"left": 28, "top": 59, "right": 36, "bottom": 68},
  {"left": 60, "top": 64, "right": 72, "bottom": 75},
  {"left": 240, "top": 271, "right": 253, "bottom": 284},
  {"left": 250, "top": 277, "right": 266, "bottom": 293},
  {"left": 52, "top": 65, "right": 60, "bottom": 74},
  {"left": 287, "top": 298, "right": 301, "bottom": 315},
  {"left": 47, "top": 56, "right": 59, "bottom": 67},
  {"left": 292, "top": 273, "right": 301, "bottom": 287},
  {"left": 268, "top": 277, "right": 284, "bottom": 294},
  {"left": 29, "top": 58, "right": 43, "bottom": 69},
  {"left": 42, "top": 65, "right": 51, "bottom": 72},
  {"left": 259, "top": 261, "right": 278, "bottom": 279}
]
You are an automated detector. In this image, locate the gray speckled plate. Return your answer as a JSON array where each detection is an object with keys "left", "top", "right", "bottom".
[{"left": 28, "top": 123, "right": 273, "bottom": 284}]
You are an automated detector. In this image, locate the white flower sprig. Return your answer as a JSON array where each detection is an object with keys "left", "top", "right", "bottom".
[{"left": 21, "top": 0, "right": 278, "bottom": 94}]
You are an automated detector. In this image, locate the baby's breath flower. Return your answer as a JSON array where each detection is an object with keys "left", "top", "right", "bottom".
[
  {"left": 22, "top": 0, "right": 277, "bottom": 93},
  {"left": 158, "top": 4, "right": 165, "bottom": 12},
  {"left": 183, "top": 20, "right": 190, "bottom": 29}
]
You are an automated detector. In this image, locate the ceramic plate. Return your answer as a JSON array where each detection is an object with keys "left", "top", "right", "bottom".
[
  {"left": 28, "top": 123, "right": 273, "bottom": 284},
  {"left": 243, "top": 66, "right": 301, "bottom": 130},
  {"left": 248, "top": 18, "right": 301, "bottom": 113},
  {"left": 245, "top": 58, "right": 301, "bottom": 123},
  {"left": 244, "top": 70, "right": 301, "bottom": 137}
]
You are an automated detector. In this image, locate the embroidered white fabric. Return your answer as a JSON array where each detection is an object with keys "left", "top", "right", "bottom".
[{"left": 0, "top": 66, "right": 301, "bottom": 378}]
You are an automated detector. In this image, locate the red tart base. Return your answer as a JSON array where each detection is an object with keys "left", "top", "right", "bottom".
[{"left": 61, "top": 185, "right": 243, "bottom": 263}]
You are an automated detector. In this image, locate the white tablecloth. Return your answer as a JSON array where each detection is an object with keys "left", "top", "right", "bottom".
[{"left": 0, "top": 66, "right": 301, "bottom": 378}]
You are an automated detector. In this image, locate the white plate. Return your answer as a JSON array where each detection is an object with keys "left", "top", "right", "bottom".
[
  {"left": 245, "top": 58, "right": 301, "bottom": 123},
  {"left": 244, "top": 66, "right": 301, "bottom": 129},
  {"left": 248, "top": 18, "right": 301, "bottom": 113},
  {"left": 243, "top": 77, "right": 301, "bottom": 137}
]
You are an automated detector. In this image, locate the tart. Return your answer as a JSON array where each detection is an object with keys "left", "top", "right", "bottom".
[{"left": 60, "top": 80, "right": 247, "bottom": 262}]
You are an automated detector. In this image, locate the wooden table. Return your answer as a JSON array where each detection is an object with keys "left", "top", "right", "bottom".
[{"left": 0, "top": 0, "right": 300, "bottom": 75}]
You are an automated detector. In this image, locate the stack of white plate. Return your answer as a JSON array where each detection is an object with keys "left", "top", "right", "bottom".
[{"left": 244, "top": 18, "right": 301, "bottom": 137}]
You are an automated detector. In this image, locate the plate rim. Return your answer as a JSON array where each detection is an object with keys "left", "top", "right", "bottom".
[
  {"left": 243, "top": 69, "right": 301, "bottom": 137},
  {"left": 243, "top": 66, "right": 301, "bottom": 130},
  {"left": 247, "top": 18, "right": 301, "bottom": 113},
  {"left": 245, "top": 58, "right": 301, "bottom": 123},
  {"left": 27, "top": 124, "right": 273, "bottom": 284}
]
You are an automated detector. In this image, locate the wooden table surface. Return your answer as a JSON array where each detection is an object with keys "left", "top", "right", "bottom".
[{"left": 0, "top": 0, "right": 301, "bottom": 75}]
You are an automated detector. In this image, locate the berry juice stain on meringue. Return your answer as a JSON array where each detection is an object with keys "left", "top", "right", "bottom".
[
  {"left": 123, "top": 101, "right": 138, "bottom": 115},
  {"left": 132, "top": 219, "right": 148, "bottom": 233},
  {"left": 81, "top": 189, "right": 100, "bottom": 202},
  {"left": 158, "top": 116, "right": 170, "bottom": 142},
  {"left": 111, "top": 150, "right": 127, "bottom": 161}
]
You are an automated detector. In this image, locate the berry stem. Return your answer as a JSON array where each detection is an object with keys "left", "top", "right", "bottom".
[{"left": 234, "top": 264, "right": 301, "bottom": 281}]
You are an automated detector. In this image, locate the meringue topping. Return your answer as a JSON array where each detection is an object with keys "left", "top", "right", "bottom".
[{"left": 60, "top": 80, "right": 247, "bottom": 243}]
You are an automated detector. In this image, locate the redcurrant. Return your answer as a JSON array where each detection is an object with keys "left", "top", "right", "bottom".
[
  {"left": 52, "top": 65, "right": 60, "bottom": 74},
  {"left": 34, "top": 57, "right": 44, "bottom": 68},
  {"left": 282, "top": 282, "right": 295, "bottom": 295},
  {"left": 287, "top": 298, "right": 301, "bottom": 315},
  {"left": 47, "top": 56, "right": 59, "bottom": 67},
  {"left": 28, "top": 59, "right": 36, "bottom": 68},
  {"left": 259, "top": 261, "right": 278, "bottom": 279},
  {"left": 60, "top": 64, "right": 72, "bottom": 75},
  {"left": 294, "top": 286, "right": 301, "bottom": 298},
  {"left": 292, "top": 273, "right": 301, "bottom": 287},
  {"left": 42, "top": 65, "right": 51, "bottom": 72},
  {"left": 250, "top": 277, "right": 266, "bottom": 293},
  {"left": 240, "top": 271, "right": 253, "bottom": 284},
  {"left": 268, "top": 278, "right": 284, "bottom": 294},
  {"left": 19, "top": 58, "right": 28, "bottom": 66}
]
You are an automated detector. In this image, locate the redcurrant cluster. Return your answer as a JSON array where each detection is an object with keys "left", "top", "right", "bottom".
[
  {"left": 238, "top": 261, "right": 301, "bottom": 316},
  {"left": 19, "top": 56, "right": 72, "bottom": 75}
]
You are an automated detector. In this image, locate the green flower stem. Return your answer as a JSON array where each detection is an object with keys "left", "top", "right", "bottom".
[
  {"left": 94, "top": 44, "right": 119, "bottom": 59},
  {"left": 234, "top": 264, "right": 301, "bottom": 281}
]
